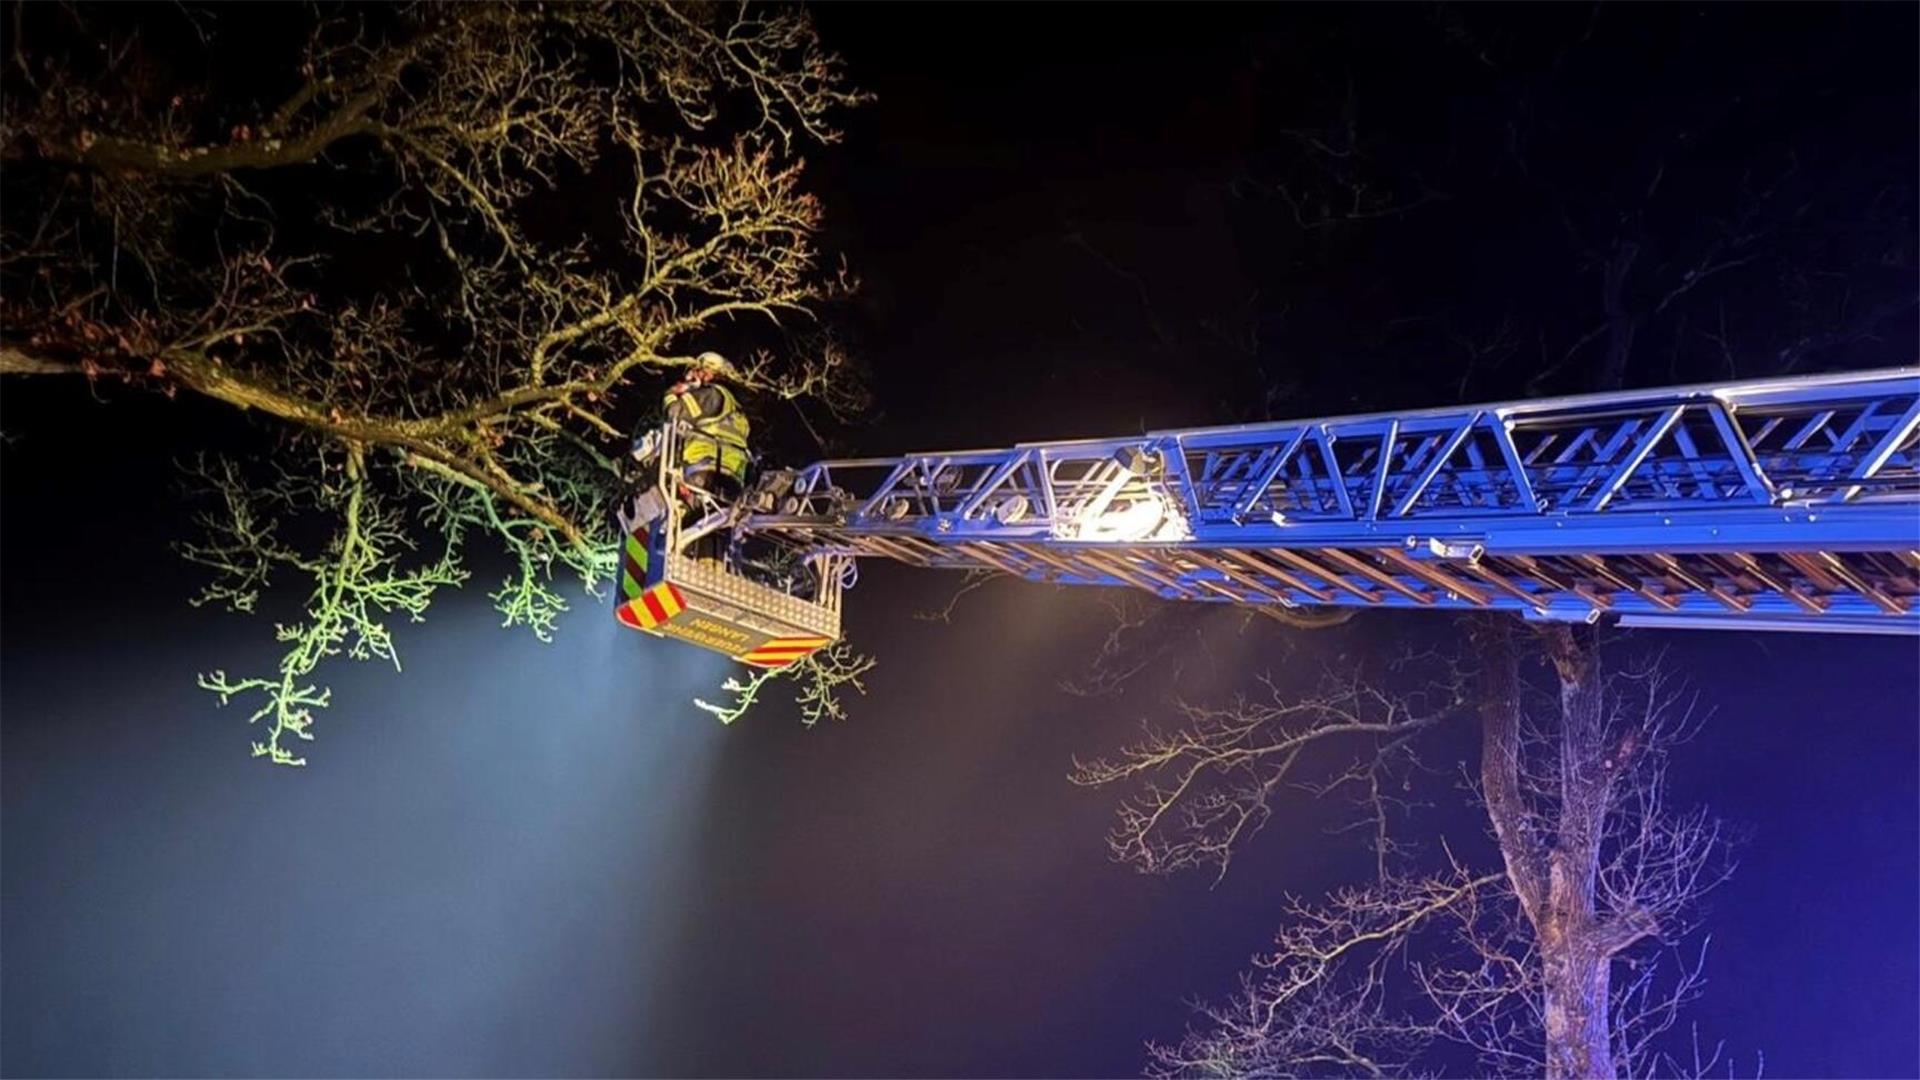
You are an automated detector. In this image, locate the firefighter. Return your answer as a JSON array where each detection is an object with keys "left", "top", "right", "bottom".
[{"left": 662, "top": 351, "right": 751, "bottom": 501}]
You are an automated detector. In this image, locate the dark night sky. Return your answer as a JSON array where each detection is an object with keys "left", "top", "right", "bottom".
[{"left": 5, "top": 4, "right": 1920, "bottom": 1078}]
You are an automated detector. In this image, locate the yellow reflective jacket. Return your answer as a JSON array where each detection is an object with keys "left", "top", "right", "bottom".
[{"left": 664, "top": 382, "right": 750, "bottom": 482}]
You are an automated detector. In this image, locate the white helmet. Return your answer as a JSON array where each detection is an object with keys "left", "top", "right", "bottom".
[{"left": 692, "top": 351, "right": 738, "bottom": 381}]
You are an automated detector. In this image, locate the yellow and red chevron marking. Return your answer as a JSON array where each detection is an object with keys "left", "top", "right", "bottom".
[
  {"left": 619, "top": 529, "right": 652, "bottom": 602},
  {"left": 616, "top": 581, "right": 687, "bottom": 631},
  {"left": 738, "top": 635, "right": 833, "bottom": 670}
]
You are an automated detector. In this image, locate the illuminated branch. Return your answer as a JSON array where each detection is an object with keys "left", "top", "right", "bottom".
[
  {"left": 187, "top": 446, "right": 468, "bottom": 765},
  {"left": 1072, "top": 661, "right": 1456, "bottom": 880},
  {"left": 1101, "top": 633, "right": 1735, "bottom": 1076},
  {"left": 3, "top": 2, "right": 867, "bottom": 761},
  {"left": 1147, "top": 869, "right": 1503, "bottom": 1079},
  {"left": 695, "top": 643, "right": 876, "bottom": 727}
]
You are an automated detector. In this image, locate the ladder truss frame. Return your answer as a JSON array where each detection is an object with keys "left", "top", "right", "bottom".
[{"left": 743, "top": 368, "right": 1920, "bottom": 632}]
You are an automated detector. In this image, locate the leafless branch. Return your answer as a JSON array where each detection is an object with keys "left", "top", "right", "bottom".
[{"left": 2, "top": 1, "right": 868, "bottom": 760}]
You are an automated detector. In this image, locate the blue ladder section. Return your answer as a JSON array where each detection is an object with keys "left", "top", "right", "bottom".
[{"left": 744, "top": 368, "right": 1920, "bottom": 633}]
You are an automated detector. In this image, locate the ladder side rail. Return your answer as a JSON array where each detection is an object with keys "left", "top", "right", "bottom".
[{"left": 742, "top": 370, "right": 1920, "bottom": 630}]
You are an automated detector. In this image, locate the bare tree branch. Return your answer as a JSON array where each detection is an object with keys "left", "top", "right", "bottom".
[
  {"left": 1100, "top": 635, "right": 1735, "bottom": 1077},
  {"left": 2, "top": 2, "right": 869, "bottom": 761}
]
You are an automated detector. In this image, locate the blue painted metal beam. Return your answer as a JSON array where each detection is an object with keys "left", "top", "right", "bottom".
[{"left": 746, "top": 367, "right": 1920, "bottom": 633}]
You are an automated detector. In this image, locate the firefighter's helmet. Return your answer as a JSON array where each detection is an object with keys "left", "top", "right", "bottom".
[{"left": 692, "top": 351, "right": 739, "bottom": 382}]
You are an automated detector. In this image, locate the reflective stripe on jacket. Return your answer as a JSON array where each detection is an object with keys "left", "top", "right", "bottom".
[{"left": 666, "top": 382, "right": 750, "bottom": 482}]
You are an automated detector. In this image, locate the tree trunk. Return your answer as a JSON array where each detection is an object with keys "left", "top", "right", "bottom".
[
  {"left": 1542, "top": 928, "right": 1617, "bottom": 1079},
  {"left": 1482, "top": 623, "right": 1622, "bottom": 1078},
  {"left": 1540, "top": 625, "right": 1619, "bottom": 1079}
]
